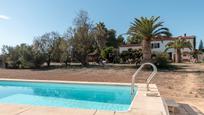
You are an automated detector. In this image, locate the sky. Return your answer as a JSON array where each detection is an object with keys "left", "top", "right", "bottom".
[{"left": 0, "top": 0, "right": 204, "bottom": 53}]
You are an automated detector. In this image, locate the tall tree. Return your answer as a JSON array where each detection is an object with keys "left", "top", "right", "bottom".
[
  {"left": 198, "top": 40, "right": 204, "bottom": 51},
  {"left": 1, "top": 44, "right": 39, "bottom": 68},
  {"left": 33, "top": 31, "right": 60, "bottom": 67},
  {"left": 129, "top": 16, "right": 171, "bottom": 62},
  {"left": 94, "top": 22, "right": 108, "bottom": 50},
  {"left": 106, "top": 29, "right": 117, "bottom": 48},
  {"left": 52, "top": 37, "right": 66, "bottom": 62},
  {"left": 165, "top": 38, "right": 192, "bottom": 63},
  {"left": 1, "top": 45, "right": 18, "bottom": 68},
  {"left": 58, "top": 37, "right": 71, "bottom": 67},
  {"left": 15, "top": 44, "right": 34, "bottom": 68},
  {"left": 69, "top": 10, "right": 95, "bottom": 66},
  {"left": 117, "top": 35, "right": 125, "bottom": 46}
]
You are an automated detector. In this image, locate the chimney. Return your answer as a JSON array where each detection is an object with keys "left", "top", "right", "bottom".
[{"left": 184, "top": 33, "right": 186, "bottom": 37}]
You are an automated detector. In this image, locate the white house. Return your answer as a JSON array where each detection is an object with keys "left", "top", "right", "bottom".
[{"left": 119, "top": 35, "right": 196, "bottom": 62}]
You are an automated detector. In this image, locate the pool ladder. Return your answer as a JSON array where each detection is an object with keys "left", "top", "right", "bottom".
[{"left": 131, "top": 63, "right": 157, "bottom": 96}]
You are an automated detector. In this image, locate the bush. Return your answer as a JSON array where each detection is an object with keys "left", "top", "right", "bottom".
[
  {"left": 120, "top": 48, "right": 142, "bottom": 64},
  {"left": 32, "top": 51, "right": 46, "bottom": 68},
  {"left": 2, "top": 44, "right": 46, "bottom": 69},
  {"left": 101, "top": 47, "right": 116, "bottom": 63},
  {"left": 120, "top": 51, "right": 129, "bottom": 63},
  {"left": 113, "top": 55, "right": 120, "bottom": 63},
  {"left": 153, "top": 53, "right": 169, "bottom": 68}
]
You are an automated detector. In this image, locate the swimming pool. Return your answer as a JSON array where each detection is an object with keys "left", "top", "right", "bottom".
[{"left": 0, "top": 80, "right": 137, "bottom": 111}]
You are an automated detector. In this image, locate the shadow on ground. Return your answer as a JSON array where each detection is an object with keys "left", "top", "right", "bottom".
[
  {"left": 173, "top": 103, "right": 204, "bottom": 115},
  {"left": 30, "top": 64, "right": 139, "bottom": 71}
]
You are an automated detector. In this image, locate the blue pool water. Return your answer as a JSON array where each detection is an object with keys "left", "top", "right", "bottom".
[{"left": 0, "top": 81, "right": 137, "bottom": 111}]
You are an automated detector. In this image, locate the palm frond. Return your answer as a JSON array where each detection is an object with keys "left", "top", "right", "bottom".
[{"left": 128, "top": 16, "right": 171, "bottom": 41}]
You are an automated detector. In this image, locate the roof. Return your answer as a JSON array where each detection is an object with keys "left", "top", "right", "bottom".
[
  {"left": 153, "top": 35, "right": 195, "bottom": 41},
  {"left": 120, "top": 44, "right": 141, "bottom": 47},
  {"left": 120, "top": 35, "right": 196, "bottom": 47}
]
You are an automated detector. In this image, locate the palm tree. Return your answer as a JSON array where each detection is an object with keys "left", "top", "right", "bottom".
[
  {"left": 165, "top": 38, "right": 192, "bottom": 63},
  {"left": 129, "top": 16, "right": 171, "bottom": 62}
]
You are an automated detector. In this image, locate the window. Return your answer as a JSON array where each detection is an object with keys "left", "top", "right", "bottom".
[{"left": 151, "top": 43, "right": 160, "bottom": 49}]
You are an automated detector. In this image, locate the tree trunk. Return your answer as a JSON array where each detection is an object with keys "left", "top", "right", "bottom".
[
  {"left": 75, "top": 53, "right": 89, "bottom": 66},
  {"left": 47, "top": 55, "right": 51, "bottom": 67},
  {"left": 65, "top": 60, "right": 69, "bottom": 68},
  {"left": 64, "top": 61, "right": 67, "bottom": 67},
  {"left": 81, "top": 56, "right": 89, "bottom": 66},
  {"left": 176, "top": 49, "right": 181, "bottom": 63},
  {"left": 47, "top": 61, "right": 50, "bottom": 67},
  {"left": 142, "top": 39, "right": 152, "bottom": 63}
]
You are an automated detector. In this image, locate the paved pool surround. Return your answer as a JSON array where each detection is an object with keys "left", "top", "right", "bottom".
[{"left": 0, "top": 79, "right": 167, "bottom": 115}]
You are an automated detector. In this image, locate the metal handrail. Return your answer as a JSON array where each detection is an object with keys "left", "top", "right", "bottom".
[{"left": 131, "top": 63, "right": 157, "bottom": 96}]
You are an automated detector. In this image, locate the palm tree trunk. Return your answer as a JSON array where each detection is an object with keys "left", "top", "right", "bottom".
[
  {"left": 142, "top": 39, "right": 152, "bottom": 63},
  {"left": 176, "top": 49, "right": 181, "bottom": 63}
]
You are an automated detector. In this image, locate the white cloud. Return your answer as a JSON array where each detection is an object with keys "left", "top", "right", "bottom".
[{"left": 0, "top": 15, "right": 10, "bottom": 20}]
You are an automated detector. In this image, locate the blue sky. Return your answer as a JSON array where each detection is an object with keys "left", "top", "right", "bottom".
[{"left": 0, "top": 0, "right": 204, "bottom": 53}]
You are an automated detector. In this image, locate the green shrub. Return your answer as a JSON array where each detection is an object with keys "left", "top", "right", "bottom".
[
  {"left": 2, "top": 44, "right": 46, "bottom": 69},
  {"left": 120, "top": 51, "right": 129, "bottom": 63},
  {"left": 120, "top": 48, "right": 142, "bottom": 64},
  {"left": 101, "top": 47, "right": 116, "bottom": 62},
  {"left": 153, "top": 53, "right": 169, "bottom": 68}
]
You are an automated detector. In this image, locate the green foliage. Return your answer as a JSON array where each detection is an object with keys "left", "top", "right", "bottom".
[
  {"left": 69, "top": 10, "right": 95, "bottom": 66},
  {"left": 117, "top": 35, "right": 125, "bottom": 46},
  {"left": 126, "top": 35, "right": 142, "bottom": 44},
  {"left": 94, "top": 22, "right": 108, "bottom": 50},
  {"left": 165, "top": 38, "right": 192, "bottom": 63},
  {"left": 33, "top": 31, "right": 60, "bottom": 67},
  {"left": 120, "top": 48, "right": 142, "bottom": 64},
  {"left": 101, "top": 47, "right": 114, "bottom": 59},
  {"left": 2, "top": 36, "right": 69, "bottom": 68},
  {"left": 120, "top": 51, "right": 129, "bottom": 63},
  {"left": 16, "top": 44, "right": 34, "bottom": 68},
  {"left": 128, "top": 16, "right": 171, "bottom": 62},
  {"left": 1, "top": 11, "right": 175, "bottom": 68},
  {"left": 165, "top": 38, "right": 192, "bottom": 51},
  {"left": 101, "top": 47, "right": 119, "bottom": 63},
  {"left": 128, "top": 16, "right": 172, "bottom": 40},
  {"left": 106, "top": 29, "right": 118, "bottom": 48},
  {"left": 32, "top": 50, "right": 46, "bottom": 68},
  {"left": 2, "top": 44, "right": 39, "bottom": 68},
  {"left": 198, "top": 40, "right": 204, "bottom": 51},
  {"left": 2, "top": 45, "right": 17, "bottom": 63},
  {"left": 153, "top": 53, "right": 169, "bottom": 68},
  {"left": 58, "top": 38, "right": 71, "bottom": 66}
]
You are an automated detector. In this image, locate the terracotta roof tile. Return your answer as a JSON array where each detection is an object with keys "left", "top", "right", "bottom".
[
  {"left": 120, "top": 36, "right": 195, "bottom": 47},
  {"left": 120, "top": 44, "right": 141, "bottom": 47}
]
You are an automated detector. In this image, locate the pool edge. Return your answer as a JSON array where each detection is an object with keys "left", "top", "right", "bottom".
[{"left": 0, "top": 78, "right": 167, "bottom": 115}]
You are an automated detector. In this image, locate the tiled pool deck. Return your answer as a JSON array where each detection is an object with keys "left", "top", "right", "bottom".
[{"left": 0, "top": 79, "right": 167, "bottom": 115}]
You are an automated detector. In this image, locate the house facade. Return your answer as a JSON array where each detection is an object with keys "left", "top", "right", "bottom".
[{"left": 119, "top": 35, "right": 196, "bottom": 62}]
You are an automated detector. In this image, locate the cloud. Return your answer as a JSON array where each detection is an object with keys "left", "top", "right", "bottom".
[{"left": 0, "top": 15, "right": 10, "bottom": 20}]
